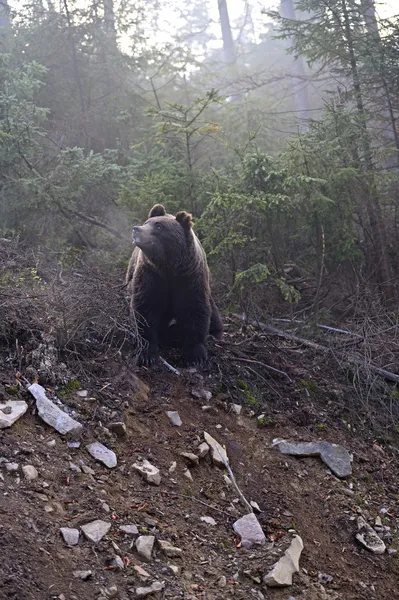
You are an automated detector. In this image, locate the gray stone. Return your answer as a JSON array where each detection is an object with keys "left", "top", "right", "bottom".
[
  {"left": 0, "top": 400, "right": 28, "bottom": 429},
  {"left": 29, "top": 383, "right": 83, "bottom": 436},
  {"left": 166, "top": 411, "right": 182, "bottom": 427},
  {"left": 356, "top": 516, "right": 386, "bottom": 554},
  {"left": 5, "top": 462, "right": 19, "bottom": 472},
  {"left": 134, "top": 565, "right": 151, "bottom": 580},
  {"left": 135, "top": 535, "right": 155, "bottom": 561},
  {"left": 86, "top": 442, "right": 117, "bottom": 469},
  {"left": 136, "top": 581, "right": 165, "bottom": 598},
  {"left": 183, "top": 468, "right": 193, "bottom": 481},
  {"left": 81, "top": 519, "right": 111, "bottom": 543},
  {"left": 180, "top": 452, "right": 199, "bottom": 466},
  {"left": 276, "top": 441, "right": 352, "bottom": 478},
  {"left": 158, "top": 539, "right": 182, "bottom": 558},
  {"left": 197, "top": 442, "right": 210, "bottom": 458},
  {"left": 233, "top": 513, "right": 266, "bottom": 549},
  {"left": 200, "top": 516, "right": 217, "bottom": 526},
  {"left": 133, "top": 459, "right": 161, "bottom": 485},
  {"left": 119, "top": 524, "right": 139, "bottom": 536},
  {"left": 204, "top": 432, "right": 228, "bottom": 468},
  {"left": 73, "top": 570, "right": 92, "bottom": 580},
  {"left": 218, "top": 576, "right": 227, "bottom": 588},
  {"left": 108, "top": 422, "right": 127, "bottom": 437},
  {"left": 192, "top": 388, "right": 212, "bottom": 401},
  {"left": 231, "top": 404, "right": 242, "bottom": 415},
  {"left": 76, "top": 390, "right": 88, "bottom": 398},
  {"left": 22, "top": 465, "right": 38, "bottom": 481},
  {"left": 69, "top": 462, "right": 82, "bottom": 473},
  {"left": 263, "top": 535, "right": 304, "bottom": 587},
  {"left": 60, "top": 527, "right": 80, "bottom": 546},
  {"left": 105, "top": 556, "right": 124, "bottom": 570}
]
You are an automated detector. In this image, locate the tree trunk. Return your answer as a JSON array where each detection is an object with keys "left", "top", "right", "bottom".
[{"left": 217, "top": 0, "right": 235, "bottom": 63}]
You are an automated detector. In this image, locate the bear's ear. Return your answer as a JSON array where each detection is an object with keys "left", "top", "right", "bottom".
[
  {"left": 176, "top": 211, "right": 193, "bottom": 231},
  {"left": 149, "top": 204, "right": 166, "bottom": 218}
]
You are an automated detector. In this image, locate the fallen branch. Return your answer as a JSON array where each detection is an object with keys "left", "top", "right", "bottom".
[
  {"left": 271, "top": 318, "right": 362, "bottom": 338},
  {"left": 216, "top": 446, "right": 253, "bottom": 513},
  {"left": 228, "top": 356, "right": 292, "bottom": 382},
  {"left": 160, "top": 356, "right": 180, "bottom": 375},
  {"left": 253, "top": 321, "right": 399, "bottom": 385}
]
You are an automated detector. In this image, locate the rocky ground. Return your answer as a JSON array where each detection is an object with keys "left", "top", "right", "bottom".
[{"left": 1, "top": 239, "right": 399, "bottom": 600}]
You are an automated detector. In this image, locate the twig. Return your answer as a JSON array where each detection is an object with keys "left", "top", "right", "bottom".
[
  {"left": 128, "top": 489, "right": 232, "bottom": 517},
  {"left": 160, "top": 356, "right": 180, "bottom": 375},
  {"left": 228, "top": 356, "right": 292, "bottom": 382},
  {"left": 216, "top": 447, "right": 253, "bottom": 513}
]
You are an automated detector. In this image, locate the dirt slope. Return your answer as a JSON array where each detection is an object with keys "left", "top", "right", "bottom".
[{"left": 1, "top": 353, "right": 399, "bottom": 600}]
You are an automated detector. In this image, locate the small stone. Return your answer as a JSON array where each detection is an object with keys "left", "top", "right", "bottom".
[
  {"left": 105, "top": 555, "right": 124, "bottom": 570},
  {"left": 81, "top": 464, "right": 95, "bottom": 475},
  {"left": 250, "top": 501, "right": 261, "bottom": 513},
  {"left": 108, "top": 422, "right": 127, "bottom": 437},
  {"left": 158, "top": 539, "right": 183, "bottom": 558},
  {"left": 223, "top": 474, "right": 232, "bottom": 486},
  {"left": 73, "top": 570, "right": 92, "bottom": 580},
  {"left": 356, "top": 516, "right": 386, "bottom": 554},
  {"left": 318, "top": 572, "right": 333, "bottom": 585},
  {"left": 184, "top": 469, "right": 193, "bottom": 481},
  {"left": 135, "top": 535, "right": 155, "bottom": 561},
  {"left": 133, "top": 459, "right": 161, "bottom": 486},
  {"left": 204, "top": 432, "right": 228, "bottom": 468},
  {"left": 168, "top": 565, "right": 180, "bottom": 576},
  {"left": 169, "top": 461, "right": 177, "bottom": 473},
  {"left": 200, "top": 516, "right": 217, "bottom": 526},
  {"left": 166, "top": 411, "right": 182, "bottom": 427},
  {"left": 100, "top": 585, "right": 118, "bottom": 598},
  {"left": 136, "top": 582, "right": 165, "bottom": 598},
  {"left": 133, "top": 565, "right": 151, "bottom": 580},
  {"left": 69, "top": 462, "right": 82, "bottom": 473},
  {"left": 86, "top": 442, "right": 117, "bottom": 469},
  {"left": 47, "top": 439, "right": 56, "bottom": 447},
  {"left": 233, "top": 513, "right": 266, "bottom": 549},
  {"left": 192, "top": 388, "right": 212, "bottom": 401},
  {"left": 120, "top": 524, "right": 139, "bottom": 536},
  {"left": 22, "top": 465, "right": 38, "bottom": 481},
  {"left": 5, "top": 462, "right": 19, "bottom": 472},
  {"left": 60, "top": 527, "right": 80, "bottom": 546},
  {"left": 0, "top": 400, "right": 28, "bottom": 429},
  {"left": 29, "top": 383, "right": 83, "bottom": 436},
  {"left": 81, "top": 519, "right": 111, "bottom": 543},
  {"left": 388, "top": 548, "right": 398, "bottom": 556},
  {"left": 76, "top": 390, "right": 89, "bottom": 398},
  {"left": 102, "top": 502, "right": 110, "bottom": 513},
  {"left": 231, "top": 404, "right": 242, "bottom": 415},
  {"left": 276, "top": 440, "right": 352, "bottom": 478},
  {"left": 375, "top": 516, "right": 383, "bottom": 527},
  {"left": 67, "top": 441, "right": 81, "bottom": 449},
  {"left": 197, "top": 442, "right": 209, "bottom": 458},
  {"left": 180, "top": 452, "right": 199, "bottom": 466},
  {"left": 263, "top": 535, "right": 304, "bottom": 587},
  {"left": 218, "top": 576, "right": 227, "bottom": 588}
]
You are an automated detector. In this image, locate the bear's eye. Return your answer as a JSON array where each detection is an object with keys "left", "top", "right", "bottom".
[{"left": 155, "top": 223, "right": 162, "bottom": 230}]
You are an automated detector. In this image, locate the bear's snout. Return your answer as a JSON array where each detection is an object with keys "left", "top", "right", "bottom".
[{"left": 132, "top": 226, "right": 142, "bottom": 243}]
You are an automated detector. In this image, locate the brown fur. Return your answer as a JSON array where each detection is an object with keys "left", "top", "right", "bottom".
[{"left": 126, "top": 204, "right": 222, "bottom": 366}]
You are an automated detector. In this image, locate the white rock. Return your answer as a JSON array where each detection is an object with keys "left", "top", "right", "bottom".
[
  {"left": 22, "top": 465, "right": 38, "bottom": 481},
  {"left": 158, "top": 539, "right": 182, "bottom": 558},
  {"left": 356, "top": 516, "right": 386, "bottom": 554},
  {"left": 119, "top": 524, "right": 139, "bottom": 536},
  {"left": 76, "top": 390, "right": 88, "bottom": 398},
  {"left": 133, "top": 459, "right": 161, "bottom": 485},
  {"left": 218, "top": 576, "right": 227, "bottom": 588},
  {"left": 86, "top": 442, "right": 117, "bottom": 469},
  {"left": 200, "top": 516, "right": 217, "bottom": 526},
  {"left": 60, "top": 527, "right": 80, "bottom": 546},
  {"left": 136, "top": 581, "right": 165, "bottom": 598},
  {"left": 233, "top": 513, "right": 266, "bottom": 549},
  {"left": 5, "top": 462, "right": 19, "bottom": 472},
  {"left": 168, "top": 565, "right": 180, "bottom": 576},
  {"left": 133, "top": 565, "right": 151, "bottom": 580},
  {"left": 232, "top": 404, "right": 242, "bottom": 415},
  {"left": 0, "top": 400, "right": 28, "bottom": 429},
  {"left": 180, "top": 452, "right": 199, "bottom": 466},
  {"left": 184, "top": 469, "right": 193, "bottom": 481},
  {"left": 29, "top": 383, "right": 83, "bottom": 436},
  {"left": 73, "top": 570, "right": 92, "bottom": 580},
  {"left": 135, "top": 535, "right": 155, "bottom": 561},
  {"left": 204, "top": 432, "right": 228, "bottom": 468},
  {"left": 169, "top": 461, "right": 177, "bottom": 473},
  {"left": 263, "top": 535, "right": 304, "bottom": 587},
  {"left": 166, "top": 411, "right": 182, "bottom": 427},
  {"left": 192, "top": 389, "right": 212, "bottom": 401},
  {"left": 81, "top": 519, "right": 111, "bottom": 543},
  {"left": 197, "top": 442, "right": 210, "bottom": 458}
]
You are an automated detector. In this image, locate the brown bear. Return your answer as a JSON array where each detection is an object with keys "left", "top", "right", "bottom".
[{"left": 126, "top": 204, "right": 223, "bottom": 366}]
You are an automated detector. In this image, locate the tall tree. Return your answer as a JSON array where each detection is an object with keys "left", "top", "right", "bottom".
[{"left": 217, "top": 0, "right": 235, "bottom": 63}]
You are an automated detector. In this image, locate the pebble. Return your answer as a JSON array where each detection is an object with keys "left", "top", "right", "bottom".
[
  {"left": 168, "top": 565, "right": 180, "bottom": 576},
  {"left": 197, "top": 442, "right": 210, "bottom": 458},
  {"left": 200, "top": 516, "right": 217, "bottom": 526},
  {"left": 60, "top": 527, "right": 80, "bottom": 546},
  {"left": 166, "top": 411, "right": 182, "bottom": 427},
  {"left": 120, "top": 524, "right": 139, "bottom": 536},
  {"left": 29, "top": 383, "right": 83, "bottom": 436},
  {"left": 73, "top": 570, "right": 92, "bottom": 580},
  {"left": 136, "top": 582, "right": 165, "bottom": 598},
  {"left": 158, "top": 539, "right": 183, "bottom": 558},
  {"left": 108, "top": 422, "right": 127, "bottom": 437},
  {"left": 388, "top": 548, "right": 398, "bottom": 556},
  {"left": 0, "top": 400, "right": 28, "bottom": 429},
  {"left": 86, "top": 442, "right": 117, "bottom": 469},
  {"left": 263, "top": 535, "right": 304, "bottom": 587},
  {"left": 133, "top": 459, "right": 161, "bottom": 486},
  {"left": 218, "top": 576, "right": 227, "bottom": 588},
  {"left": 81, "top": 464, "right": 96, "bottom": 475},
  {"left": 22, "top": 465, "right": 38, "bottom": 481},
  {"left": 81, "top": 520, "right": 111, "bottom": 543},
  {"left": 232, "top": 404, "right": 242, "bottom": 415},
  {"left": 135, "top": 535, "right": 155, "bottom": 561},
  {"left": 192, "top": 388, "right": 212, "bottom": 402},
  {"left": 134, "top": 565, "right": 151, "bottom": 580},
  {"left": 67, "top": 441, "right": 81, "bottom": 449},
  {"left": 69, "top": 462, "right": 82, "bottom": 473},
  {"left": 47, "top": 439, "right": 56, "bottom": 447},
  {"left": 5, "top": 462, "right": 19, "bottom": 472},
  {"left": 105, "top": 555, "right": 124, "bottom": 570},
  {"left": 169, "top": 461, "right": 177, "bottom": 473},
  {"left": 76, "top": 390, "right": 89, "bottom": 398},
  {"left": 233, "top": 513, "right": 266, "bottom": 549},
  {"left": 180, "top": 452, "right": 199, "bottom": 466},
  {"left": 184, "top": 469, "right": 193, "bottom": 481}
]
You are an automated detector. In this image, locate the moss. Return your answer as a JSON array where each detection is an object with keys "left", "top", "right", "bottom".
[
  {"left": 300, "top": 379, "right": 318, "bottom": 396},
  {"left": 257, "top": 415, "right": 275, "bottom": 428},
  {"left": 237, "top": 380, "right": 261, "bottom": 408},
  {"left": 58, "top": 378, "right": 81, "bottom": 398}
]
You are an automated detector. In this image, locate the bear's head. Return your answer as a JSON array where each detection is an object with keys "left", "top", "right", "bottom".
[{"left": 132, "top": 204, "right": 193, "bottom": 266}]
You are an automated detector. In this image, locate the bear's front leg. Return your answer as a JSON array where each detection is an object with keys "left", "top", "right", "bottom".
[
  {"left": 173, "top": 288, "right": 211, "bottom": 367},
  {"left": 132, "top": 272, "right": 167, "bottom": 367}
]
